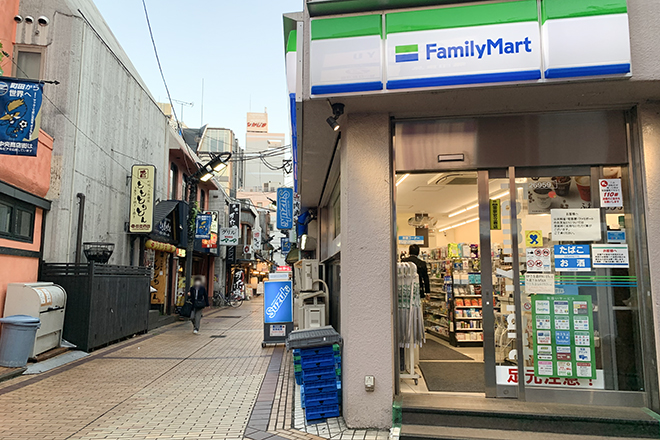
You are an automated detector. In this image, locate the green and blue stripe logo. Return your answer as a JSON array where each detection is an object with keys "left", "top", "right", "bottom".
[{"left": 395, "top": 44, "right": 418, "bottom": 63}]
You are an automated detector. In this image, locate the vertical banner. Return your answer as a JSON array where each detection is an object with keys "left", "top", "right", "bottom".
[
  {"left": 263, "top": 280, "right": 294, "bottom": 344},
  {"left": 252, "top": 227, "right": 262, "bottom": 253},
  {"left": 490, "top": 199, "right": 501, "bottom": 230},
  {"left": 150, "top": 251, "right": 167, "bottom": 304},
  {"left": 229, "top": 203, "right": 241, "bottom": 237},
  {"left": 129, "top": 165, "right": 156, "bottom": 233},
  {"left": 281, "top": 237, "right": 291, "bottom": 255},
  {"left": 277, "top": 187, "right": 294, "bottom": 230},
  {"left": 195, "top": 214, "right": 212, "bottom": 239},
  {"left": 0, "top": 78, "right": 43, "bottom": 156},
  {"left": 202, "top": 211, "right": 219, "bottom": 249}
]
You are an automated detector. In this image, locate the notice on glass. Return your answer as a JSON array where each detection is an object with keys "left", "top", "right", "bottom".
[
  {"left": 526, "top": 247, "right": 551, "bottom": 272},
  {"left": 532, "top": 295, "right": 596, "bottom": 379},
  {"left": 592, "top": 244, "right": 630, "bottom": 268},
  {"left": 551, "top": 209, "right": 601, "bottom": 241},
  {"left": 525, "top": 273, "right": 555, "bottom": 294},
  {"left": 599, "top": 179, "right": 623, "bottom": 208}
]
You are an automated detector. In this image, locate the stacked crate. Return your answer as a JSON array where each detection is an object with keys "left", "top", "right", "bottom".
[{"left": 294, "top": 343, "right": 341, "bottom": 423}]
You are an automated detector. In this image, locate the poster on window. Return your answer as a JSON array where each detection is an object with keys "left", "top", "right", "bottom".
[
  {"left": 527, "top": 177, "right": 592, "bottom": 215},
  {"left": 0, "top": 78, "right": 43, "bottom": 156}
]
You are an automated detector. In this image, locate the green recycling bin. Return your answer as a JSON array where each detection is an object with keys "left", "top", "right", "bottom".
[{"left": 0, "top": 315, "right": 41, "bottom": 367}]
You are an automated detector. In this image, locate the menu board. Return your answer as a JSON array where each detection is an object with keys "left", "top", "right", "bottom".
[{"left": 532, "top": 294, "right": 596, "bottom": 380}]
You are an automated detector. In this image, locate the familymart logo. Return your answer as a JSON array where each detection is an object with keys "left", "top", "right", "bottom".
[{"left": 395, "top": 37, "right": 534, "bottom": 63}]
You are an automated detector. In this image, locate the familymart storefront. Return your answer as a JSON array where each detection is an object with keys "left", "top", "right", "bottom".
[{"left": 285, "top": 0, "right": 660, "bottom": 432}]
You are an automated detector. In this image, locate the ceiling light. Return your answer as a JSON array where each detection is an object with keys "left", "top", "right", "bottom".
[
  {"left": 448, "top": 208, "right": 467, "bottom": 218},
  {"left": 493, "top": 191, "right": 510, "bottom": 199},
  {"left": 438, "top": 216, "right": 479, "bottom": 232},
  {"left": 396, "top": 173, "right": 410, "bottom": 187},
  {"left": 326, "top": 102, "right": 344, "bottom": 131}
]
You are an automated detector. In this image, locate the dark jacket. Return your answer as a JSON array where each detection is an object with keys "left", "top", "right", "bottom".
[
  {"left": 188, "top": 285, "right": 209, "bottom": 309},
  {"left": 402, "top": 255, "right": 431, "bottom": 296}
]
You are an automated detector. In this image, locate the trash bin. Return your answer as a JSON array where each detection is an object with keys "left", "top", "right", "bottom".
[{"left": 0, "top": 315, "right": 41, "bottom": 367}]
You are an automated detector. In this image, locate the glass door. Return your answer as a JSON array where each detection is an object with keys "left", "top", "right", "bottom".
[{"left": 480, "top": 166, "right": 647, "bottom": 405}]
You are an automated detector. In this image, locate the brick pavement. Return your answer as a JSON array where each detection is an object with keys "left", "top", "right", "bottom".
[{"left": 0, "top": 297, "right": 388, "bottom": 440}]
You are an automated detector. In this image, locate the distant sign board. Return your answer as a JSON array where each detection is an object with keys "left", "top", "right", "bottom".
[
  {"left": 247, "top": 112, "right": 268, "bottom": 132},
  {"left": 195, "top": 214, "right": 212, "bottom": 239},
  {"left": 399, "top": 236, "right": 424, "bottom": 245},
  {"left": 218, "top": 227, "right": 239, "bottom": 246},
  {"left": 129, "top": 165, "right": 156, "bottom": 233}
]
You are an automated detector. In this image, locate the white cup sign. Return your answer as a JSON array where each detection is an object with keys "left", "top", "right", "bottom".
[{"left": 599, "top": 179, "right": 623, "bottom": 208}]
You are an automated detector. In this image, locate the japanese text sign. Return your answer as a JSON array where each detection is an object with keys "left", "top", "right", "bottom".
[
  {"left": 218, "top": 227, "right": 239, "bottom": 246},
  {"left": 195, "top": 214, "right": 212, "bottom": 239},
  {"left": 129, "top": 165, "right": 155, "bottom": 233},
  {"left": 0, "top": 78, "right": 43, "bottom": 156},
  {"left": 592, "top": 244, "right": 629, "bottom": 268},
  {"left": 554, "top": 244, "right": 591, "bottom": 272},
  {"left": 599, "top": 179, "right": 623, "bottom": 208},
  {"left": 551, "top": 209, "right": 601, "bottom": 241}
]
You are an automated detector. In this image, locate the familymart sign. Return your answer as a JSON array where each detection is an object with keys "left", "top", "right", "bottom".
[{"left": 309, "top": 0, "right": 631, "bottom": 95}]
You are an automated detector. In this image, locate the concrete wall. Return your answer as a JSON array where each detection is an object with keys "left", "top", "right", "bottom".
[
  {"left": 341, "top": 113, "right": 393, "bottom": 429},
  {"left": 17, "top": 0, "right": 170, "bottom": 265}
]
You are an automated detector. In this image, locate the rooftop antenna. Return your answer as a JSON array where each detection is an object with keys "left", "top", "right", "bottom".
[{"left": 172, "top": 99, "right": 193, "bottom": 125}]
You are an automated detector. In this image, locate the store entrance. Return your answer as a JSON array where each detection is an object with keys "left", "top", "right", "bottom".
[{"left": 396, "top": 166, "right": 647, "bottom": 406}]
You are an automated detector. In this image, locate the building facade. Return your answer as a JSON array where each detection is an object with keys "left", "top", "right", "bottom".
[
  {"left": 243, "top": 111, "right": 288, "bottom": 192},
  {"left": 285, "top": 0, "right": 660, "bottom": 431}
]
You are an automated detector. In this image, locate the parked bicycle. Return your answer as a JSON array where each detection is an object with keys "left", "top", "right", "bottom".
[{"left": 213, "top": 290, "right": 244, "bottom": 308}]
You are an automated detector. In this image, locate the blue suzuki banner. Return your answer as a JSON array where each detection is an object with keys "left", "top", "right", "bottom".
[
  {"left": 264, "top": 280, "right": 293, "bottom": 324},
  {"left": 0, "top": 78, "right": 43, "bottom": 156},
  {"left": 195, "top": 214, "right": 212, "bottom": 239},
  {"left": 276, "top": 187, "right": 294, "bottom": 230}
]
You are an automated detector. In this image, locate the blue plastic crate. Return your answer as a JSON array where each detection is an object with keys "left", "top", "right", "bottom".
[
  {"left": 295, "top": 372, "right": 304, "bottom": 385},
  {"left": 302, "top": 366, "right": 338, "bottom": 382},
  {"left": 300, "top": 345, "right": 335, "bottom": 357},
  {"left": 301, "top": 356, "right": 337, "bottom": 369},
  {"left": 304, "top": 393, "right": 339, "bottom": 408},
  {"left": 303, "top": 379, "right": 337, "bottom": 395},
  {"left": 305, "top": 404, "right": 341, "bottom": 422}
]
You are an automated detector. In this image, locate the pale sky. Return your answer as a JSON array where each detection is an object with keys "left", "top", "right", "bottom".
[{"left": 93, "top": 0, "right": 301, "bottom": 146}]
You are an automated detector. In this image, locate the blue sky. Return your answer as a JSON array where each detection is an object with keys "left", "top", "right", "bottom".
[{"left": 93, "top": 0, "right": 301, "bottom": 145}]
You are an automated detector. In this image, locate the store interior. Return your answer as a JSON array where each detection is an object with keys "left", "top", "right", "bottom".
[{"left": 395, "top": 169, "right": 634, "bottom": 396}]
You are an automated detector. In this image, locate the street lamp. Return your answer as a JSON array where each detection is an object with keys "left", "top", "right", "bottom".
[{"left": 184, "top": 151, "right": 231, "bottom": 295}]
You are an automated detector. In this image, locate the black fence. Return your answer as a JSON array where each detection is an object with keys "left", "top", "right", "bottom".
[{"left": 41, "top": 263, "right": 151, "bottom": 352}]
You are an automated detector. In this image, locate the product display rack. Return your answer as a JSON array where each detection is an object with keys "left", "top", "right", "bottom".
[
  {"left": 448, "top": 257, "right": 484, "bottom": 347},
  {"left": 423, "top": 276, "right": 450, "bottom": 341}
]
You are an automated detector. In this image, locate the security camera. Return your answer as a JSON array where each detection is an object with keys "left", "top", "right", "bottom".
[
  {"left": 37, "top": 16, "right": 49, "bottom": 26},
  {"left": 14, "top": 15, "right": 23, "bottom": 23},
  {"left": 24, "top": 16, "right": 34, "bottom": 24}
]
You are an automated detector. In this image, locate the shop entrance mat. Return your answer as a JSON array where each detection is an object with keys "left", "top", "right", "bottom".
[
  {"left": 418, "top": 361, "right": 485, "bottom": 392},
  {"left": 419, "top": 340, "right": 473, "bottom": 361}
]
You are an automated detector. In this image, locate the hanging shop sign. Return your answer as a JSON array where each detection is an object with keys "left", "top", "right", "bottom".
[
  {"left": 202, "top": 210, "right": 220, "bottom": 249},
  {"left": 599, "top": 179, "right": 623, "bottom": 208},
  {"left": 551, "top": 209, "right": 601, "bottom": 241},
  {"left": 252, "top": 227, "right": 262, "bottom": 252},
  {"left": 490, "top": 199, "right": 502, "bottom": 230},
  {"left": 554, "top": 244, "right": 591, "bottom": 272},
  {"left": 276, "top": 187, "right": 294, "bottom": 230},
  {"left": 526, "top": 247, "right": 551, "bottom": 272},
  {"left": 218, "top": 227, "right": 239, "bottom": 246},
  {"left": 532, "top": 295, "right": 596, "bottom": 379},
  {"left": 176, "top": 248, "right": 186, "bottom": 257},
  {"left": 281, "top": 237, "right": 291, "bottom": 254},
  {"left": 145, "top": 239, "right": 176, "bottom": 253},
  {"left": 129, "top": 165, "right": 156, "bottom": 233},
  {"left": 201, "top": 233, "right": 217, "bottom": 249},
  {"left": 308, "top": 0, "right": 631, "bottom": 96},
  {"left": 228, "top": 203, "right": 241, "bottom": 237},
  {"left": 592, "top": 244, "right": 629, "bottom": 269},
  {"left": 150, "top": 251, "right": 167, "bottom": 305},
  {"left": 399, "top": 235, "right": 424, "bottom": 245},
  {"left": 195, "top": 214, "right": 212, "bottom": 239},
  {"left": 0, "top": 78, "right": 43, "bottom": 156}
]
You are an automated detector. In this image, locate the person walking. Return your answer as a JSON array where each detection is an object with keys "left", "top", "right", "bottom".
[{"left": 188, "top": 276, "right": 209, "bottom": 334}]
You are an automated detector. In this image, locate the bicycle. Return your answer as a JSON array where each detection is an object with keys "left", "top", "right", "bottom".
[{"left": 213, "top": 290, "right": 244, "bottom": 308}]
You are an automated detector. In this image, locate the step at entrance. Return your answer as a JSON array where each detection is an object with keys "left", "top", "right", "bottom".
[{"left": 401, "top": 394, "right": 660, "bottom": 439}]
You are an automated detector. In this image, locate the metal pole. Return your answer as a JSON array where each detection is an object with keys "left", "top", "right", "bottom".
[
  {"left": 75, "top": 193, "right": 86, "bottom": 264},
  {"left": 185, "top": 179, "right": 198, "bottom": 294}
]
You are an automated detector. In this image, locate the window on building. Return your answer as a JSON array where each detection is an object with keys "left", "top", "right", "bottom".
[
  {"left": 15, "top": 49, "right": 42, "bottom": 80},
  {"left": 331, "top": 178, "right": 341, "bottom": 238},
  {"left": 200, "top": 190, "right": 206, "bottom": 210},
  {"left": 170, "top": 163, "right": 178, "bottom": 199},
  {"left": 0, "top": 194, "right": 35, "bottom": 242}
]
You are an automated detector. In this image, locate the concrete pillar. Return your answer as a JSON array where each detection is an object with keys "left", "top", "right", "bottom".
[
  {"left": 340, "top": 113, "right": 393, "bottom": 429},
  {"left": 638, "top": 104, "right": 660, "bottom": 398}
]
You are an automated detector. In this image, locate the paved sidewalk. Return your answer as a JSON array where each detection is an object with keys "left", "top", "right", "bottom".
[{"left": 0, "top": 297, "right": 388, "bottom": 440}]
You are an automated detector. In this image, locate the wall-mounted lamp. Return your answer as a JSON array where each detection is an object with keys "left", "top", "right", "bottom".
[{"left": 326, "top": 102, "right": 344, "bottom": 131}]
